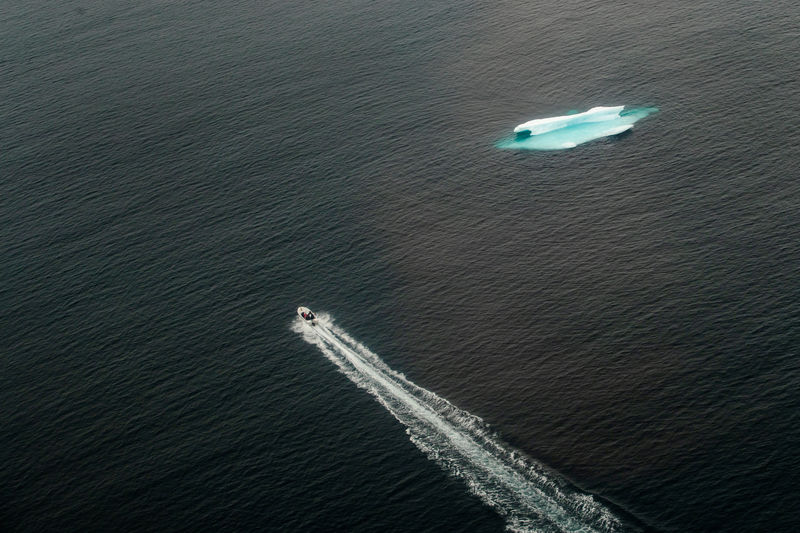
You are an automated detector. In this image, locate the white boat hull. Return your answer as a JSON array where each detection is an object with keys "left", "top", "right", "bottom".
[{"left": 297, "top": 306, "right": 317, "bottom": 325}]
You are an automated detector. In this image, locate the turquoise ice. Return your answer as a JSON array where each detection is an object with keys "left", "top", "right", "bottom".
[{"left": 498, "top": 106, "right": 658, "bottom": 150}]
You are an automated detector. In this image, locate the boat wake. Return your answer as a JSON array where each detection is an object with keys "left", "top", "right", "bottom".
[{"left": 293, "top": 313, "right": 633, "bottom": 533}]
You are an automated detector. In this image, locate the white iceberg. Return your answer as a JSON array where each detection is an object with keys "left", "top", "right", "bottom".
[
  {"left": 499, "top": 106, "right": 657, "bottom": 151},
  {"left": 513, "top": 106, "right": 625, "bottom": 135}
]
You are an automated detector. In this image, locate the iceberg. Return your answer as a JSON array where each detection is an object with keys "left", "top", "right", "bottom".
[
  {"left": 513, "top": 106, "right": 625, "bottom": 135},
  {"left": 499, "top": 106, "right": 657, "bottom": 151}
]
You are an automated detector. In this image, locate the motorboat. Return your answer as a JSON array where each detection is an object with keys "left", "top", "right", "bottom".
[{"left": 297, "top": 306, "right": 317, "bottom": 324}]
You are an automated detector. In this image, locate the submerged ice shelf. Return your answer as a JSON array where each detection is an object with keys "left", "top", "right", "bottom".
[{"left": 499, "top": 106, "right": 657, "bottom": 151}]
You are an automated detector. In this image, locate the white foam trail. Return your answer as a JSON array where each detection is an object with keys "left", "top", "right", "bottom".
[{"left": 293, "top": 314, "right": 628, "bottom": 533}]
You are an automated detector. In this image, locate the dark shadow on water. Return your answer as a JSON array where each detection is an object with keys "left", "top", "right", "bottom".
[{"left": 610, "top": 128, "right": 634, "bottom": 141}]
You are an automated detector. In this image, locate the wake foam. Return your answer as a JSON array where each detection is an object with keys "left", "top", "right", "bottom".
[
  {"left": 499, "top": 106, "right": 657, "bottom": 151},
  {"left": 293, "top": 314, "right": 634, "bottom": 533}
]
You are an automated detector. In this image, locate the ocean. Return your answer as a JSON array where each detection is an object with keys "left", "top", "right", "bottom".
[{"left": 2, "top": 0, "right": 799, "bottom": 531}]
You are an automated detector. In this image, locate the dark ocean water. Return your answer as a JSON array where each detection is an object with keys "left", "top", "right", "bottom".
[{"left": 3, "top": 0, "right": 800, "bottom": 531}]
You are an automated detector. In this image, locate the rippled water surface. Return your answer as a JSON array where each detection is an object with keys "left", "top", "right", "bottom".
[{"left": 2, "top": 1, "right": 800, "bottom": 531}]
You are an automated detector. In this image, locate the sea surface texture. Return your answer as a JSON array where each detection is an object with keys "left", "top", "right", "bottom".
[{"left": 2, "top": 1, "right": 799, "bottom": 532}]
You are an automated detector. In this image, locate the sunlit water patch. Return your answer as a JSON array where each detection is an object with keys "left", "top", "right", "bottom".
[
  {"left": 293, "top": 313, "right": 636, "bottom": 533},
  {"left": 498, "top": 107, "right": 658, "bottom": 150}
]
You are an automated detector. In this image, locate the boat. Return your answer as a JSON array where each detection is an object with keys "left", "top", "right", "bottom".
[{"left": 297, "top": 306, "right": 317, "bottom": 324}]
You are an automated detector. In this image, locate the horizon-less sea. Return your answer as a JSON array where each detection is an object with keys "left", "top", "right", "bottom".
[{"left": 2, "top": 0, "right": 800, "bottom": 531}]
